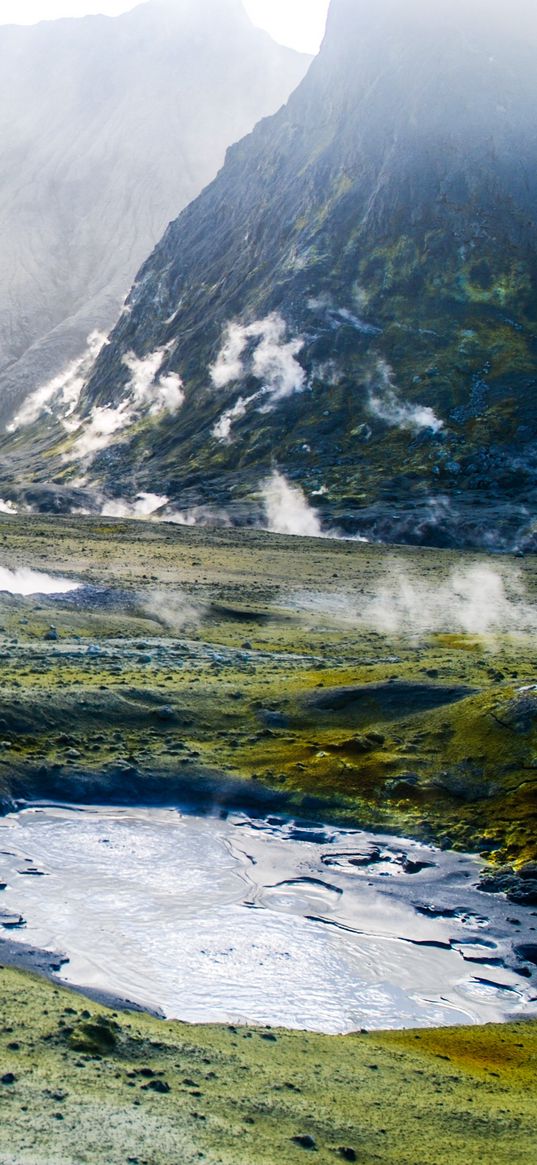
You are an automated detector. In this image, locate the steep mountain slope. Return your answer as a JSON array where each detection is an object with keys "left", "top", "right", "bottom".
[
  {"left": 0, "top": 0, "right": 309, "bottom": 422},
  {"left": 7, "top": 0, "right": 537, "bottom": 548}
]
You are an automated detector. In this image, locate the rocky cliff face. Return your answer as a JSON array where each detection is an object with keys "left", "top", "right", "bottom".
[
  {"left": 0, "top": 0, "right": 309, "bottom": 422},
  {"left": 7, "top": 0, "right": 537, "bottom": 548}
]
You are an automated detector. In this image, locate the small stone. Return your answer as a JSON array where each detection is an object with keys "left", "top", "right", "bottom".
[
  {"left": 142, "top": 1079, "right": 170, "bottom": 1094},
  {"left": 154, "top": 706, "right": 176, "bottom": 722},
  {"left": 291, "top": 1135, "right": 316, "bottom": 1150},
  {"left": 515, "top": 943, "right": 537, "bottom": 967}
]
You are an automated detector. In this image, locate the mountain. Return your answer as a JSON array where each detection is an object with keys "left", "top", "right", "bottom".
[
  {"left": 0, "top": 0, "right": 309, "bottom": 423},
  {"left": 5, "top": 0, "right": 537, "bottom": 549}
]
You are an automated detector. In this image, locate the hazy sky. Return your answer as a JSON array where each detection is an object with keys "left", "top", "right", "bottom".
[{"left": 0, "top": 1, "right": 330, "bottom": 52}]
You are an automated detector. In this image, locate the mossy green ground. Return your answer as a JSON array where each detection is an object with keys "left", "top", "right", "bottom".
[
  {"left": 0, "top": 515, "right": 536, "bottom": 1162},
  {"left": 0, "top": 968, "right": 535, "bottom": 1165},
  {"left": 0, "top": 514, "right": 534, "bottom": 864}
]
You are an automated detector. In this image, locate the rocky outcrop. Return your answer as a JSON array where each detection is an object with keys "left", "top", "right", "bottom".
[
  {"left": 58, "top": 0, "right": 537, "bottom": 550},
  {"left": 478, "top": 863, "right": 537, "bottom": 905}
]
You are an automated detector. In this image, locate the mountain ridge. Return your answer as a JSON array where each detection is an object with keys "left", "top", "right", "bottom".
[
  {"left": 4, "top": 0, "right": 537, "bottom": 549},
  {"left": 0, "top": 0, "right": 310, "bottom": 422}
]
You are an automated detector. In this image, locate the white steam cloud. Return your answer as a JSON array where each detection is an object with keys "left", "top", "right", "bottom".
[
  {"left": 250, "top": 315, "right": 306, "bottom": 402},
  {"left": 211, "top": 323, "right": 248, "bottom": 389},
  {"left": 166, "top": 504, "right": 233, "bottom": 528},
  {"left": 212, "top": 394, "right": 258, "bottom": 442},
  {"left": 7, "top": 331, "right": 108, "bottom": 432},
  {"left": 292, "top": 563, "right": 537, "bottom": 640},
  {"left": 69, "top": 346, "right": 184, "bottom": 461},
  {"left": 142, "top": 588, "right": 208, "bottom": 632},
  {"left": 0, "top": 566, "right": 79, "bottom": 596},
  {"left": 210, "top": 313, "right": 306, "bottom": 441},
  {"left": 122, "top": 351, "right": 185, "bottom": 415},
  {"left": 258, "top": 471, "right": 367, "bottom": 541},
  {"left": 154, "top": 373, "right": 185, "bottom": 413},
  {"left": 307, "top": 294, "right": 380, "bottom": 336},
  {"left": 96, "top": 495, "right": 232, "bottom": 529},
  {"left": 101, "top": 493, "right": 169, "bottom": 520},
  {"left": 260, "top": 471, "right": 324, "bottom": 538},
  {"left": 368, "top": 360, "right": 444, "bottom": 434},
  {"left": 71, "top": 402, "right": 132, "bottom": 458}
]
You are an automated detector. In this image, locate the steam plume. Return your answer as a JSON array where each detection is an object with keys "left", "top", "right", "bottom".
[
  {"left": 368, "top": 360, "right": 444, "bottom": 434},
  {"left": 123, "top": 351, "right": 185, "bottom": 415},
  {"left": 7, "top": 331, "right": 108, "bottom": 432},
  {"left": 142, "top": 588, "right": 207, "bottom": 632},
  {"left": 212, "top": 393, "right": 260, "bottom": 442},
  {"left": 0, "top": 566, "right": 79, "bottom": 596},
  {"left": 69, "top": 346, "right": 184, "bottom": 461},
  {"left": 292, "top": 563, "right": 537, "bottom": 639},
  {"left": 210, "top": 313, "right": 306, "bottom": 442},
  {"left": 260, "top": 471, "right": 324, "bottom": 537},
  {"left": 101, "top": 493, "right": 169, "bottom": 519}
]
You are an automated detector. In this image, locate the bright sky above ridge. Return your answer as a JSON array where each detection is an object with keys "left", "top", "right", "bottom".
[{"left": 0, "top": 1, "right": 330, "bottom": 52}]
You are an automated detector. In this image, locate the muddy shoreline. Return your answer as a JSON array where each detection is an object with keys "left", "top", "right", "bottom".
[{"left": 0, "top": 931, "right": 161, "bottom": 1014}]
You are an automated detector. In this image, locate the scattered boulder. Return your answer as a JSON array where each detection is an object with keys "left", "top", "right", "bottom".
[
  {"left": 491, "top": 693, "right": 537, "bottom": 734},
  {"left": 385, "top": 773, "right": 420, "bottom": 798},
  {"left": 260, "top": 710, "right": 289, "bottom": 729},
  {"left": 515, "top": 944, "right": 537, "bottom": 967},
  {"left": 349, "top": 847, "right": 383, "bottom": 867},
  {"left": 477, "top": 863, "right": 537, "bottom": 905},
  {"left": 400, "top": 856, "right": 434, "bottom": 875},
  {"left": 0, "top": 913, "right": 26, "bottom": 929},
  {"left": 291, "top": 1135, "right": 317, "bottom": 1151},
  {"left": 154, "top": 706, "right": 176, "bottom": 723},
  {"left": 290, "top": 827, "right": 331, "bottom": 845},
  {"left": 142, "top": 1079, "right": 170, "bottom": 1094},
  {"left": 332, "top": 732, "right": 386, "bottom": 756},
  {"left": 68, "top": 1017, "right": 119, "bottom": 1054}
]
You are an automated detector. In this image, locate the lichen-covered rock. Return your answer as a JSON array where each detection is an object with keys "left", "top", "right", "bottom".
[
  {"left": 493, "top": 693, "right": 537, "bottom": 734},
  {"left": 478, "top": 863, "right": 537, "bottom": 905}
]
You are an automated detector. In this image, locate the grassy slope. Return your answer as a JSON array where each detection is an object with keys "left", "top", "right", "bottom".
[
  {"left": 0, "top": 515, "right": 536, "bottom": 1162},
  {"left": 0, "top": 968, "right": 535, "bottom": 1165},
  {"left": 0, "top": 514, "right": 534, "bottom": 863}
]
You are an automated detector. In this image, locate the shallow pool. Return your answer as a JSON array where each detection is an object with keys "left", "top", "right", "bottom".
[{"left": 0, "top": 804, "right": 535, "bottom": 1032}]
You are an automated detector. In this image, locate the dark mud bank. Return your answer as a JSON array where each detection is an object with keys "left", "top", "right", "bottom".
[{"left": 2, "top": 758, "right": 537, "bottom": 909}]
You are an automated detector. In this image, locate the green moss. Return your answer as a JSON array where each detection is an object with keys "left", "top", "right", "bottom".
[
  {"left": 0, "top": 516, "right": 535, "bottom": 1161},
  {"left": 0, "top": 515, "right": 533, "bottom": 862},
  {"left": 0, "top": 967, "right": 535, "bottom": 1165}
]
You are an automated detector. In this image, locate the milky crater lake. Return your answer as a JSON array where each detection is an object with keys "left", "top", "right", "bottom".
[{"left": 0, "top": 804, "right": 535, "bottom": 1033}]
